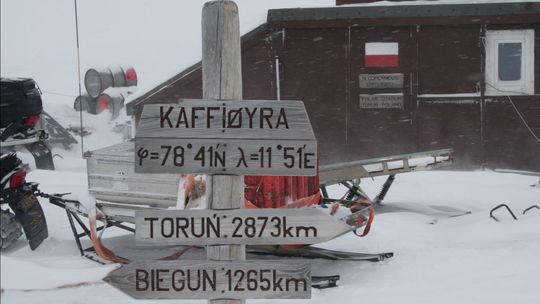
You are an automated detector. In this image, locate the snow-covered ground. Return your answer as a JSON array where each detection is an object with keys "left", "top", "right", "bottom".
[
  {"left": 1, "top": 166, "right": 539, "bottom": 303},
  {"left": 2, "top": 0, "right": 540, "bottom": 303}
]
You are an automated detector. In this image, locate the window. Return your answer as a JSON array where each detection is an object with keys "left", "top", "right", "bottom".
[{"left": 485, "top": 30, "right": 535, "bottom": 95}]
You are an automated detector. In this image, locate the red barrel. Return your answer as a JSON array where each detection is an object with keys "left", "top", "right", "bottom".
[{"left": 95, "top": 88, "right": 130, "bottom": 119}]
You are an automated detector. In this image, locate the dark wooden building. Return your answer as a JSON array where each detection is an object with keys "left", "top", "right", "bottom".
[{"left": 127, "top": 1, "right": 540, "bottom": 171}]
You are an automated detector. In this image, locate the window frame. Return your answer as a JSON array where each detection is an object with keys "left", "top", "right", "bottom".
[{"left": 485, "top": 29, "right": 535, "bottom": 96}]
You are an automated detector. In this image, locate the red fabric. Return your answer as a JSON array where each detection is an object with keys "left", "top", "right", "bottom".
[
  {"left": 365, "top": 55, "right": 399, "bottom": 67},
  {"left": 245, "top": 175, "right": 320, "bottom": 208}
]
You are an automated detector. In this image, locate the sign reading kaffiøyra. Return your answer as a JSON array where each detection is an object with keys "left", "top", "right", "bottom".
[
  {"left": 104, "top": 260, "right": 310, "bottom": 300},
  {"left": 135, "top": 99, "right": 317, "bottom": 176},
  {"left": 135, "top": 208, "right": 351, "bottom": 246}
]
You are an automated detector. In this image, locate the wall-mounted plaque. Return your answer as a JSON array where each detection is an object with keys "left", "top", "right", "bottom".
[
  {"left": 359, "top": 94, "right": 404, "bottom": 109},
  {"left": 359, "top": 73, "right": 404, "bottom": 89}
]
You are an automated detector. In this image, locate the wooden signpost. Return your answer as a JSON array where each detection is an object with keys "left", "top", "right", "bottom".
[
  {"left": 105, "top": 1, "right": 322, "bottom": 302},
  {"left": 135, "top": 208, "right": 351, "bottom": 246}
]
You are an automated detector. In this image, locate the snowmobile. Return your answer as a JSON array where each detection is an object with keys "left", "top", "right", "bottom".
[
  {"left": 0, "top": 152, "right": 48, "bottom": 250},
  {"left": 0, "top": 77, "right": 55, "bottom": 170}
]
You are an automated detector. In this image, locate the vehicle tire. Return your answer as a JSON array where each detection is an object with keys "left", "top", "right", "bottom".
[{"left": 0, "top": 208, "right": 23, "bottom": 249}]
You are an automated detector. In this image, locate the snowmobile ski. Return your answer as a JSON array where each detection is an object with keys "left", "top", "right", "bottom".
[
  {"left": 312, "top": 275, "right": 340, "bottom": 289},
  {"left": 9, "top": 194, "right": 48, "bottom": 250},
  {"left": 25, "top": 141, "right": 55, "bottom": 170},
  {"left": 247, "top": 245, "right": 393, "bottom": 262}
]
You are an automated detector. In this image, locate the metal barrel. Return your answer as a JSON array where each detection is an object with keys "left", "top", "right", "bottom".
[
  {"left": 84, "top": 68, "right": 114, "bottom": 98},
  {"left": 95, "top": 88, "right": 129, "bottom": 119},
  {"left": 121, "top": 66, "right": 138, "bottom": 87},
  {"left": 73, "top": 94, "right": 96, "bottom": 112},
  {"left": 84, "top": 66, "right": 137, "bottom": 98}
]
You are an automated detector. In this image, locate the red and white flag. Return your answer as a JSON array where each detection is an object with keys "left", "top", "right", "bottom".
[{"left": 365, "top": 42, "right": 399, "bottom": 67}]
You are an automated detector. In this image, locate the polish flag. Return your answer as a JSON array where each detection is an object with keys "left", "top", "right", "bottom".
[{"left": 365, "top": 42, "right": 399, "bottom": 67}]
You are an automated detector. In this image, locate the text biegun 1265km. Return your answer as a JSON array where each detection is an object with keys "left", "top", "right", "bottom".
[{"left": 103, "top": 260, "right": 311, "bottom": 300}]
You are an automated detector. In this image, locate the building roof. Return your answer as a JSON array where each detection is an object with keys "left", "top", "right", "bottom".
[{"left": 268, "top": 1, "right": 540, "bottom": 27}]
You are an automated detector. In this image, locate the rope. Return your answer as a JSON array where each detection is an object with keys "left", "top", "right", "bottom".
[
  {"left": 484, "top": 83, "right": 540, "bottom": 143},
  {"left": 42, "top": 91, "right": 78, "bottom": 98}
]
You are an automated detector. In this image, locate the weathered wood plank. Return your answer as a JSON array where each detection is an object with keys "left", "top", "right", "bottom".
[
  {"left": 134, "top": 138, "right": 317, "bottom": 175},
  {"left": 202, "top": 2, "right": 246, "bottom": 303},
  {"left": 103, "top": 260, "right": 311, "bottom": 300},
  {"left": 135, "top": 208, "right": 352, "bottom": 245},
  {"left": 136, "top": 100, "right": 316, "bottom": 140}
]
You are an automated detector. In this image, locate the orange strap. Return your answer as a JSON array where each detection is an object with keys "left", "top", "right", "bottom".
[
  {"left": 352, "top": 200, "right": 375, "bottom": 237},
  {"left": 88, "top": 208, "right": 191, "bottom": 264}
]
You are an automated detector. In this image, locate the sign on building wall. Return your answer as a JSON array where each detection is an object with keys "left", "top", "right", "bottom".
[
  {"left": 359, "top": 94, "right": 403, "bottom": 109},
  {"left": 359, "top": 73, "right": 404, "bottom": 89},
  {"left": 365, "top": 42, "right": 399, "bottom": 67}
]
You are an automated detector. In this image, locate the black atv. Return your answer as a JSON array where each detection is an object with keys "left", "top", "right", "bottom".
[{"left": 0, "top": 78, "right": 54, "bottom": 170}]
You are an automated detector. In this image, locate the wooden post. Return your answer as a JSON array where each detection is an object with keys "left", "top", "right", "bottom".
[{"left": 202, "top": 1, "right": 245, "bottom": 304}]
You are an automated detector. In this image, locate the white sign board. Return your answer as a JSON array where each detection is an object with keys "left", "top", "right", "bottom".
[
  {"left": 135, "top": 208, "right": 352, "bottom": 246},
  {"left": 135, "top": 99, "right": 317, "bottom": 176},
  {"left": 104, "top": 260, "right": 311, "bottom": 300},
  {"left": 359, "top": 94, "right": 404, "bottom": 109}
]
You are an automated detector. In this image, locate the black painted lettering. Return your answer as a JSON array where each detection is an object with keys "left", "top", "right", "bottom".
[
  {"left": 270, "top": 216, "right": 281, "bottom": 237},
  {"left": 202, "top": 270, "right": 216, "bottom": 291},
  {"left": 156, "top": 269, "right": 169, "bottom": 291},
  {"left": 191, "top": 218, "right": 205, "bottom": 238},
  {"left": 260, "top": 108, "right": 273, "bottom": 129},
  {"left": 206, "top": 216, "right": 220, "bottom": 238},
  {"left": 135, "top": 269, "right": 149, "bottom": 291},
  {"left": 161, "top": 218, "right": 174, "bottom": 238},
  {"left": 246, "top": 270, "right": 258, "bottom": 291},
  {"left": 187, "top": 270, "right": 201, "bottom": 291},
  {"left": 272, "top": 270, "right": 283, "bottom": 291},
  {"left": 175, "top": 107, "right": 189, "bottom": 128},
  {"left": 304, "top": 152, "right": 315, "bottom": 169},
  {"left": 160, "top": 106, "right": 173, "bottom": 128},
  {"left": 244, "top": 217, "right": 256, "bottom": 238},
  {"left": 234, "top": 270, "right": 245, "bottom": 291},
  {"left": 172, "top": 270, "right": 185, "bottom": 291},
  {"left": 232, "top": 217, "right": 242, "bottom": 238},
  {"left": 176, "top": 218, "right": 189, "bottom": 238},
  {"left": 206, "top": 107, "right": 219, "bottom": 128},
  {"left": 144, "top": 217, "right": 158, "bottom": 238},
  {"left": 222, "top": 107, "right": 226, "bottom": 128},
  {"left": 259, "top": 269, "right": 271, "bottom": 291},
  {"left": 282, "top": 217, "right": 294, "bottom": 237},
  {"left": 296, "top": 226, "right": 317, "bottom": 237},
  {"left": 286, "top": 277, "right": 307, "bottom": 292},
  {"left": 276, "top": 108, "right": 289, "bottom": 129},
  {"left": 244, "top": 107, "right": 257, "bottom": 128},
  {"left": 227, "top": 109, "right": 242, "bottom": 128},
  {"left": 191, "top": 107, "right": 204, "bottom": 128}
]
